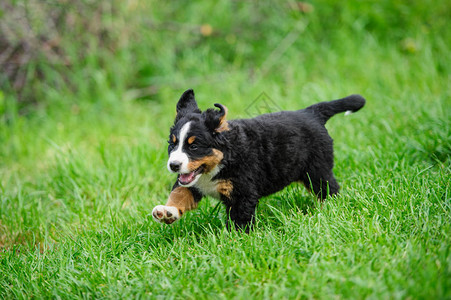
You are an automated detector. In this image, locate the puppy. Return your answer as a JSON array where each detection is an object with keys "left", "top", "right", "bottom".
[{"left": 152, "top": 89, "right": 365, "bottom": 231}]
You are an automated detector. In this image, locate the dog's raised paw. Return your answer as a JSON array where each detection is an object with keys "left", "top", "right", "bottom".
[{"left": 152, "top": 205, "right": 180, "bottom": 224}]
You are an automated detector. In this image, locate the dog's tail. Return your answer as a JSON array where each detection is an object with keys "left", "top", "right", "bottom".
[{"left": 305, "top": 94, "right": 366, "bottom": 125}]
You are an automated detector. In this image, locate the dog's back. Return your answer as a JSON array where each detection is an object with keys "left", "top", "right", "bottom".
[{"left": 225, "top": 95, "right": 366, "bottom": 198}]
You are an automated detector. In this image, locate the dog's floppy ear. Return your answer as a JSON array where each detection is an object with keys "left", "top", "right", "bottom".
[
  {"left": 204, "top": 103, "right": 229, "bottom": 133},
  {"left": 176, "top": 89, "right": 201, "bottom": 120}
]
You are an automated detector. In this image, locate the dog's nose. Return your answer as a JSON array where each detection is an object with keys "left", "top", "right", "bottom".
[{"left": 169, "top": 161, "right": 181, "bottom": 172}]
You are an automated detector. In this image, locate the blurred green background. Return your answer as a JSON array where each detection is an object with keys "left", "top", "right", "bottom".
[
  {"left": 1, "top": 0, "right": 449, "bottom": 109},
  {"left": 0, "top": 0, "right": 450, "bottom": 298}
]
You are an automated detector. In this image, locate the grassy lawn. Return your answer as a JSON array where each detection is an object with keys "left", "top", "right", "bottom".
[{"left": 1, "top": 1, "right": 450, "bottom": 298}]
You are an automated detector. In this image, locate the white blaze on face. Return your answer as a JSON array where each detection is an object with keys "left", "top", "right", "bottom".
[{"left": 167, "top": 122, "right": 191, "bottom": 174}]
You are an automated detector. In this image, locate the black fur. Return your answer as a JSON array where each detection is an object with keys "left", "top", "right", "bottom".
[{"left": 168, "top": 89, "right": 365, "bottom": 231}]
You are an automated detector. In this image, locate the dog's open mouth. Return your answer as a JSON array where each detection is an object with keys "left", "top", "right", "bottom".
[{"left": 178, "top": 166, "right": 204, "bottom": 186}]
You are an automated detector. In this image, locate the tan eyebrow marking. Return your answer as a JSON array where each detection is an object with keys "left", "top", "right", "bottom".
[
  {"left": 188, "top": 136, "right": 196, "bottom": 144},
  {"left": 172, "top": 134, "right": 176, "bottom": 143}
]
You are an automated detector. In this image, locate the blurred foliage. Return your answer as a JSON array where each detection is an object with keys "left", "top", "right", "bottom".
[
  {"left": 0, "top": 0, "right": 129, "bottom": 107},
  {"left": 0, "top": 0, "right": 450, "bottom": 111}
]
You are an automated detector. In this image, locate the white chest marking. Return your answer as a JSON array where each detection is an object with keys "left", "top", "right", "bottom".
[{"left": 194, "top": 166, "right": 221, "bottom": 199}]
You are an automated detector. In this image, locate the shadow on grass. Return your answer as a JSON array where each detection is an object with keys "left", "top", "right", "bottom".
[{"left": 257, "top": 183, "right": 320, "bottom": 229}]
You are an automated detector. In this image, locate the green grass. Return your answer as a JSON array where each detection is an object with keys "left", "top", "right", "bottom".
[{"left": 1, "top": 0, "right": 450, "bottom": 298}]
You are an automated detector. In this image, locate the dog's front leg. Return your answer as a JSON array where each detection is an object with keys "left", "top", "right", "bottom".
[
  {"left": 226, "top": 198, "right": 258, "bottom": 233},
  {"left": 152, "top": 184, "right": 202, "bottom": 224}
]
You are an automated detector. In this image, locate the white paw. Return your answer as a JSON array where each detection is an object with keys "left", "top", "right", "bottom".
[{"left": 152, "top": 205, "right": 180, "bottom": 224}]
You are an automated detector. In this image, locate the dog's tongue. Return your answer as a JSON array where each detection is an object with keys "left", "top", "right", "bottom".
[{"left": 179, "top": 171, "right": 196, "bottom": 184}]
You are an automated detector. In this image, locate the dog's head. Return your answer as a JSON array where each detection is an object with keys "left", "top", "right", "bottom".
[{"left": 167, "top": 89, "right": 228, "bottom": 187}]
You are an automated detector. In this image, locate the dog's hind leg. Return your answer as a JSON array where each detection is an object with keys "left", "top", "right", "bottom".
[{"left": 301, "top": 170, "right": 340, "bottom": 200}]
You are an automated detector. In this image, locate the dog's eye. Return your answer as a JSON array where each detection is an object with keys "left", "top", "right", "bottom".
[{"left": 189, "top": 144, "right": 198, "bottom": 151}]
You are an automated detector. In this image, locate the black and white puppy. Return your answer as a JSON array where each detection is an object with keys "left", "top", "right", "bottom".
[{"left": 152, "top": 89, "right": 365, "bottom": 231}]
